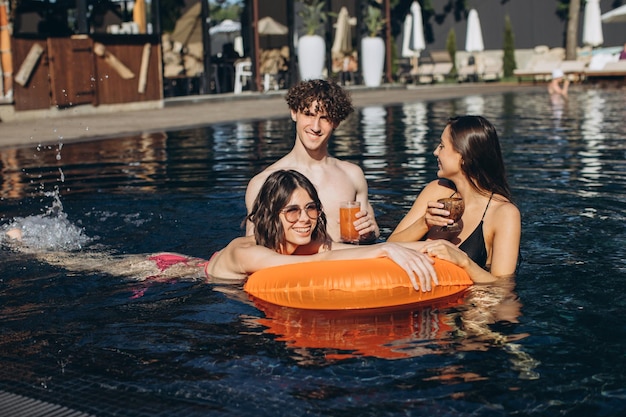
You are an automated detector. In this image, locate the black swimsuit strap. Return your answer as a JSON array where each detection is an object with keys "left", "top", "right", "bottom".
[{"left": 481, "top": 193, "right": 494, "bottom": 221}]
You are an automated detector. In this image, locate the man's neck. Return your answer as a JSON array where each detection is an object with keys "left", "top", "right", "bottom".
[{"left": 291, "top": 140, "right": 330, "bottom": 163}]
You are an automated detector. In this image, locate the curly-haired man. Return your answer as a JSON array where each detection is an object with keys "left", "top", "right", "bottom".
[{"left": 245, "top": 79, "right": 379, "bottom": 249}]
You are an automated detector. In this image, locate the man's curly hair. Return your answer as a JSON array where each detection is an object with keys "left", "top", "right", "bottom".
[{"left": 285, "top": 79, "right": 354, "bottom": 126}]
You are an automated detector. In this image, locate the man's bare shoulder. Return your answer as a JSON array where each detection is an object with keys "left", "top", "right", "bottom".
[{"left": 332, "top": 157, "right": 365, "bottom": 177}]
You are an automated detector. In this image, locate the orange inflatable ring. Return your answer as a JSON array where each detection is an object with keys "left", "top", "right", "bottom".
[{"left": 244, "top": 257, "right": 473, "bottom": 310}]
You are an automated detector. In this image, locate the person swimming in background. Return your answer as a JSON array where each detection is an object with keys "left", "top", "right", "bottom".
[
  {"left": 547, "top": 68, "right": 569, "bottom": 98},
  {"left": 5, "top": 170, "right": 439, "bottom": 292},
  {"left": 388, "top": 115, "right": 521, "bottom": 284}
]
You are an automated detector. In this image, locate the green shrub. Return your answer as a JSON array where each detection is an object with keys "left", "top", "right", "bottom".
[{"left": 503, "top": 15, "right": 516, "bottom": 77}]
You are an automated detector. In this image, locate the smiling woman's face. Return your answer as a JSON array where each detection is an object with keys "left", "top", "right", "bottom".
[
  {"left": 433, "top": 125, "right": 463, "bottom": 179},
  {"left": 279, "top": 187, "right": 318, "bottom": 254}
]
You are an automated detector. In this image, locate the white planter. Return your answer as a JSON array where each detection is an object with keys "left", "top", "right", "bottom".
[
  {"left": 297, "top": 35, "right": 326, "bottom": 80},
  {"left": 361, "top": 37, "right": 385, "bottom": 87}
]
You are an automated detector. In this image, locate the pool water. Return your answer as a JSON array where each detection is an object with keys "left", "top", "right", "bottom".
[{"left": 1, "top": 88, "right": 625, "bottom": 416}]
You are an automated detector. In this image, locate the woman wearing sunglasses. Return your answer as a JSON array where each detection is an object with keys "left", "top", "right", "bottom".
[{"left": 204, "top": 169, "right": 438, "bottom": 291}]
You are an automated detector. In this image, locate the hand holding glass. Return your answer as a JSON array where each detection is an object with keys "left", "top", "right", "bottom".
[{"left": 437, "top": 197, "right": 464, "bottom": 233}]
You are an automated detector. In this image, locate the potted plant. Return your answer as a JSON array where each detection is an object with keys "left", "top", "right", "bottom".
[
  {"left": 361, "top": 5, "right": 386, "bottom": 87},
  {"left": 297, "top": 0, "right": 328, "bottom": 80}
]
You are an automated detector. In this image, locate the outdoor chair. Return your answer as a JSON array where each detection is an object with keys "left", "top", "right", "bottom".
[
  {"left": 413, "top": 63, "right": 434, "bottom": 84},
  {"left": 457, "top": 66, "right": 476, "bottom": 82},
  {"left": 233, "top": 58, "right": 253, "bottom": 94},
  {"left": 559, "top": 60, "right": 587, "bottom": 82},
  {"left": 431, "top": 62, "right": 453, "bottom": 82},
  {"left": 585, "top": 60, "right": 626, "bottom": 80},
  {"left": 480, "top": 58, "right": 503, "bottom": 82},
  {"left": 514, "top": 60, "right": 561, "bottom": 83}
]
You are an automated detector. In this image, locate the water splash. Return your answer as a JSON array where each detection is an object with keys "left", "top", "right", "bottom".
[{"left": 2, "top": 190, "right": 91, "bottom": 251}]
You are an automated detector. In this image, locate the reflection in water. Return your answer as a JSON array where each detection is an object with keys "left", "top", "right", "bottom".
[
  {"left": 0, "top": 133, "right": 169, "bottom": 199},
  {"left": 251, "top": 297, "right": 465, "bottom": 362},
  {"left": 457, "top": 281, "right": 539, "bottom": 380},
  {"left": 579, "top": 90, "right": 605, "bottom": 192},
  {"left": 402, "top": 101, "right": 429, "bottom": 153},
  {"left": 250, "top": 279, "right": 537, "bottom": 378},
  {"left": 360, "top": 106, "right": 387, "bottom": 171},
  {"left": 550, "top": 93, "right": 567, "bottom": 128},
  {"left": 463, "top": 94, "right": 485, "bottom": 115}
]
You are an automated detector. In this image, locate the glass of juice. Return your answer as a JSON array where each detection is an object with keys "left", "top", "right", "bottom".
[{"left": 340, "top": 201, "right": 361, "bottom": 244}]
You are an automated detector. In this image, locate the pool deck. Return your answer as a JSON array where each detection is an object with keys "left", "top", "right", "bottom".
[{"left": 0, "top": 82, "right": 545, "bottom": 149}]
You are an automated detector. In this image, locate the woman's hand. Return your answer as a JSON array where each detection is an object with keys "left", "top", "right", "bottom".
[
  {"left": 380, "top": 243, "right": 438, "bottom": 291},
  {"left": 425, "top": 201, "right": 453, "bottom": 228},
  {"left": 421, "top": 239, "right": 470, "bottom": 269}
]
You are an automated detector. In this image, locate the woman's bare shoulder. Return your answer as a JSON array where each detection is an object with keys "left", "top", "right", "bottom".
[{"left": 491, "top": 199, "right": 521, "bottom": 224}]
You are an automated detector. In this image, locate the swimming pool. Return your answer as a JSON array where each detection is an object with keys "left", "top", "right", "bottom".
[{"left": 1, "top": 87, "right": 625, "bottom": 416}]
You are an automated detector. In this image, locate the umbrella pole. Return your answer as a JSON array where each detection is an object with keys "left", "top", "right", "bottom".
[
  {"left": 201, "top": 0, "right": 212, "bottom": 94},
  {"left": 252, "top": 0, "right": 261, "bottom": 91},
  {"left": 384, "top": 0, "right": 392, "bottom": 83}
]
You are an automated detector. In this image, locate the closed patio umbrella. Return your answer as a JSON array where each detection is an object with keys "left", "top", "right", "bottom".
[
  {"left": 401, "top": 2, "right": 425, "bottom": 59},
  {"left": 583, "top": 0, "right": 603, "bottom": 47},
  {"left": 465, "top": 9, "right": 484, "bottom": 53},
  {"left": 331, "top": 7, "right": 353, "bottom": 56}
]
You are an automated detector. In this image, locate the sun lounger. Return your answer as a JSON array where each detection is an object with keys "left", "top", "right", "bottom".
[
  {"left": 412, "top": 50, "right": 452, "bottom": 83},
  {"left": 514, "top": 60, "right": 561, "bottom": 82},
  {"left": 457, "top": 63, "right": 477, "bottom": 82},
  {"left": 431, "top": 62, "right": 453, "bottom": 82},
  {"left": 585, "top": 60, "right": 626, "bottom": 80},
  {"left": 481, "top": 60, "right": 503, "bottom": 81},
  {"left": 559, "top": 60, "right": 587, "bottom": 81},
  {"left": 412, "top": 63, "right": 434, "bottom": 84},
  {"left": 457, "top": 55, "right": 478, "bottom": 82}
]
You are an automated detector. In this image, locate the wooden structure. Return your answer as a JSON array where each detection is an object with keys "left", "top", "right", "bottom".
[
  {"left": 12, "top": 34, "right": 161, "bottom": 111},
  {"left": 4, "top": 0, "right": 163, "bottom": 113}
]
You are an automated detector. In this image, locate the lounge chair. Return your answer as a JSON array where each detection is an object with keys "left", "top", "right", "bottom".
[
  {"left": 457, "top": 64, "right": 477, "bottom": 82},
  {"left": 413, "top": 63, "right": 434, "bottom": 84},
  {"left": 481, "top": 58, "right": 503, "bottom": 81},
  {"left": 514, "top": 60, "right": 561, "bottom": 82},
  {"left": 431, "top": 62, "right": 453, "bottom": 82},
  {"left": 585, "top": 60, "right": 626, "bottom": 80},
  {"left": 514, "top": 45, "right": 565, "bottom": 82},
  {"left": 415, "top": 50, "right": 452, "bottom": 83},
  {"left": 395, "top": 58, "right": 413, "bottom": 84},
  {"left": 559, "top": 60, "right": 587, "bottom": 81},
  {"left": 457, "top": 55, "right": 478, "bottom": 82}
]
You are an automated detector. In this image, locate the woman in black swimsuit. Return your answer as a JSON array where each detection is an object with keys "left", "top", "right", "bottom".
[{"left": 388, "top": 115, "right": 521, "bottom": 284}]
